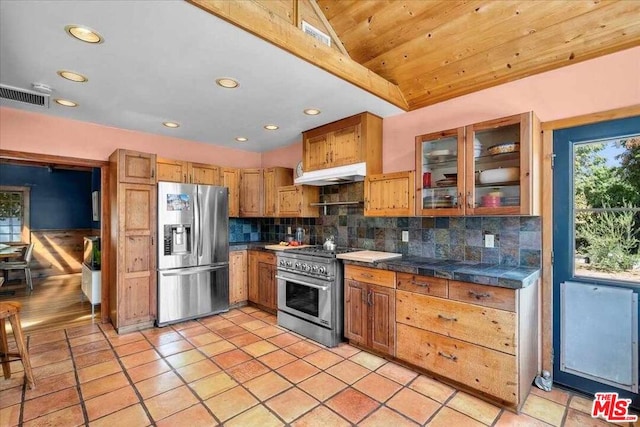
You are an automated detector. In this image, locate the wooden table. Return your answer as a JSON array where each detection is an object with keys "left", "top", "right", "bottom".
[
  {"left": 0, "top": 247, "right": 24, "bottom": 260},
  {"left": 0, "top": 246, "right": 26, "bottom": 283}
]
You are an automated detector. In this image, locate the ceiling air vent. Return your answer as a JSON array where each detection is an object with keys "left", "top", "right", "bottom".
[
  {"left": 302, "top": 21, "right": 331, "bottom": 47},
  {"left": 0, "top": 84, "right": 50, "bottom": 108}
]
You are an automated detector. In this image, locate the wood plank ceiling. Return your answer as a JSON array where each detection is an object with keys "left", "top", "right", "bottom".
[{"left": 190, "top": 0, "right": 640, "bottom": 111}]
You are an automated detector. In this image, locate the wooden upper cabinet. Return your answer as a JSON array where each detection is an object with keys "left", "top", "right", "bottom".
[
  {"left": 117, "top": 150, "right": 156, "bottom": 184},
  {"left": 277, "top": 185, "right": 319, "bottom": 217},
  {"left": 302, "top": 112, "right": 382, "bottom": 174},
  {"left": 220, "top": 168, "right": 240, "bottom": 217},
  {"left": 365, "top": 171, "right": 415, "bottom": 217},
  {"left": 415, "top": 112, "right": 540, "bottom": 216},
  {"left": 190, "top": 163, "right": 220, "bottom": 185},
  {"left": 263, "top": 167, "right": 293, "bottom": 217},
  {"left": 240, "top": 169, "right": 263, "bottom": 217},
  {"left": 157, "top": 159, "right": 220, "bottom": 185},
  {"left": 157, "top": 158, "right": 188, "bottom": 183}
]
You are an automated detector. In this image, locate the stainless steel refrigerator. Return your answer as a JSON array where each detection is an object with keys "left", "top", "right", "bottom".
[{"left": 157, "top": 182, "right": 229, "bottom": 326}]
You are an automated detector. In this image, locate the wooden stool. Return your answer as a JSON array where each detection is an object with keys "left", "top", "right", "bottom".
[{"left": 0, "top": 302, "right": 35, "bottom": 389}]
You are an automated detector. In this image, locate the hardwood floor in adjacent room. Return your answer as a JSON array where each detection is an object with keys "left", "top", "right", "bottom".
[{"left": 0, "top": 273, "right": 100, "bottom": 334}]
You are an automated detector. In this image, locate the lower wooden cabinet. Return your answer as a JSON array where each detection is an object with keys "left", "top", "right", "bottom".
[
  {"left": 395, "top": 272, "right": 539, "bottom": 410},
  {"left": 344, "top": 265, "right": 396, "bottom": 356},
  {"left": 248, "top": 250, "right": 277, "bottom": 311},
  {"left": 229, "top": 250, "right": 248, "bottom": 306}
]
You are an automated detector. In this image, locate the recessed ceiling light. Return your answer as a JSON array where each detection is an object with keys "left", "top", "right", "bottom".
[
  {"left": 55, "top": 99, "right": 78, "bottom": 107},
  {"left": 57, "top": 70, "right": 88, "bottom": 83},
  {"left": 235, "top": 137, "right": 248, "bottom": 142},
  {"left": 163, "top": 122, "right": 180, "bottom": 128},
  {"left": 216, "top": 78, "right": 239, "bottom": 89},
  {"left": 64, "top": 25, "right": 103, "bottom": 44},
  {"left": 304, "top": 108, "right": 321, "bottom": 115},
  {"left": 264, "top": 124, "right": 279, "bottom": 130}
]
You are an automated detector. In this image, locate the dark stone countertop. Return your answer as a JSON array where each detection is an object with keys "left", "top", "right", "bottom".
[
  {"left": 229, "top": 241, "right": 273, "bottom": 252},
  {"left": 342, "top": 255, "right": 540, "bottom": 289}
]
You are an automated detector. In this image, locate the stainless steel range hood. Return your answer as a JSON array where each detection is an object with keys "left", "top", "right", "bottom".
[{"left": 294, "top": 162, "right": 366, "bottom": 186}]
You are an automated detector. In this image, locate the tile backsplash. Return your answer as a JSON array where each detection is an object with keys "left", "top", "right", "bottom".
[{"left": 233, "top": 182, "right": 541, "bottom": 268}]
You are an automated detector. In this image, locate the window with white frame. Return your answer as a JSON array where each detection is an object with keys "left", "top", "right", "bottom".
[{"left": 0, "top": 186, "right": 30, "bottom": 243}]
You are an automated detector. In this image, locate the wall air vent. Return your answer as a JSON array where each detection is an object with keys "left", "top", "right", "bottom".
[
  {"left": 302, "top": 21, "right": 331, "bottom": 47},
  {"left": 0, "top": 84, "right": 50, "bottom": 108}
]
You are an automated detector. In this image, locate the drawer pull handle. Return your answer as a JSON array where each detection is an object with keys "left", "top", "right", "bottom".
[
  {"left": 438, "top": 351, "right": 457, "bottom": 361},
  {"left": 411, "top": 280, "right": 429, "bottom": 288},
  {"left": 437, "top": 314, "right": 457, "bottom": 322},
  {"left": 468, "top": 290, "right": 491, "bottom": 299},
  {"left": 360, "top": 273, "right": 373, "bottom": 279}
]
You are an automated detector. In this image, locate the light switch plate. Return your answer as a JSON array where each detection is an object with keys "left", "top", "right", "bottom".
[
  {"left": 402, "top": 230, "right": 409, "bottom": 242},
  {"left": 287, "top": 226, "right": 292, "bottom": 235},
  {"left": 485, "top": 234, "right": 495, "bottom": 248}
]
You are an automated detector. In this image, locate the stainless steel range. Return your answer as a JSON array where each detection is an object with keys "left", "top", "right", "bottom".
[{"left": 276, "top": 246, "right": 360, "bottom": 347}]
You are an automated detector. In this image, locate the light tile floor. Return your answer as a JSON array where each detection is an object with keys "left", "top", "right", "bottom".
[{"left": 1, "top": 306, "right": 638, "bottom": 426}]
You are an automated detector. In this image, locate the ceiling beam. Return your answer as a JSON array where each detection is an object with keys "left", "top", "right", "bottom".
[{"left": 187, "top": 0, "right": 409, "bottom": 111}]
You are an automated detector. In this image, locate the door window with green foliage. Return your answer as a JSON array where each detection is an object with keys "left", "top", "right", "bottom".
[
  {"left": 573, "top": 135, "right": 640, "bottom": 282},
  {"left": 0, "top": 186, "right": 29, "bottom": 243}
]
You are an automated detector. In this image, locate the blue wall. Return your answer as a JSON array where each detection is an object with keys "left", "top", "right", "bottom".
[{"left": 0, "top": 164, "right": 95, "bottom": 229}]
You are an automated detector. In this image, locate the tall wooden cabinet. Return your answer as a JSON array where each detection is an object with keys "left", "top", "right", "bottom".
[
  {"left": 109, "top": 149, "right": 157, "bottom": 333},
  {"left": 248, "top": 250, "right": 277, "bottom": 311},
  {"left": 344, "top": 265, "right": 396, "bottom": 356},
  {"left": 229, "top": 250, "right": 248, "bottom": 307},
  {"left": 302, "top": 112, "right": 383, "bottom": 174}
]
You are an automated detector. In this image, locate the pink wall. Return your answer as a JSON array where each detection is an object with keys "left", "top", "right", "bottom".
[
  {"left": 0, "top": 108, "right": 261, "bottom": 167},
  {"left": 383, "top": 47, "right": 640, "bottom": 172},
  {"left": 261, "top": 141, "right": 302, "bottom": 169}
]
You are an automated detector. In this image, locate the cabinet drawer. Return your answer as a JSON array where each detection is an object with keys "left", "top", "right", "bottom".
[
  {"left": 396, "top": 324, "right": 517, "bottom": 404},
  {"left": 397, "top": 273, "right": 447, "bottom": 297},
  {"left": 396, "top": 290, "right": 516, "bottom": 354},
  {"left": 449, "top": 281, "right": 515, "bottom": 312},
  {"left": 345, "top": 265, "right": 395, "bottom": 288}
]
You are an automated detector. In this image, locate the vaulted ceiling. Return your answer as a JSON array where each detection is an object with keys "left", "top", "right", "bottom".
[{"left": 193, "top": 0, "right": 640, "bottom": 111}]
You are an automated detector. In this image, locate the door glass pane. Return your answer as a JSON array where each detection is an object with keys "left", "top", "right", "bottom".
[
  {"left": 573, "top": 135, "right": 640, "bottom": 282},
  {"left": 421, "top": 136, "right": 459, "bottom": 209},
  {"left": 474, "top": 123, "right": 521, "bottom": 208}
]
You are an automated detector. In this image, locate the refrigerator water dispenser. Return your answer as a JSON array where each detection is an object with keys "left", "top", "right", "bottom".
[{"left": 163, "top": 224, "right": 192, "bottom": 255}]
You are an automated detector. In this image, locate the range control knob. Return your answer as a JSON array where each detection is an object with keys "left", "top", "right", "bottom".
[
  {"left": 311, "top": 265, "right": 318, "bottom": 272},
  {"left": 279, "top": 259, "right": 286, "bottom": 266},
  {"left": 286, "top": 261, "right": 293, "bottom": 267},
  {"left": 295, "top": 262, "right": 301, "bottom": 269},
  {"left": 318, "top": 266, "right": 326, "bottom": 274},
  {"left": 302, "top": 264, "right": 310, "bottom": 271}
]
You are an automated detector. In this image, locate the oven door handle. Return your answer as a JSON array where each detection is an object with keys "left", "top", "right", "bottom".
[{"left": 275, "top": 275, "right": 329, "bottom": 291}]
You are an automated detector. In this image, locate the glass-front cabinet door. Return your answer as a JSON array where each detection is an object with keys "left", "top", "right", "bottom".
[
  {"left": 415, "top": 128, "right": 465, "bottom": 216},
  {"left": 465, "top": 112, "right": 539, "bottom": 215}
]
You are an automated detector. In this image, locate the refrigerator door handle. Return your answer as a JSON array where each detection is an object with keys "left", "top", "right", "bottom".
[{"left": 161, "top": 264, "right": 228, "bottom": 277}]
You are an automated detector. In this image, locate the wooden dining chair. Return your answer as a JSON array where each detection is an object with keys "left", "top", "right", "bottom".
[{"left": 0, "top": 243, "right": 35, "bottom": 292}]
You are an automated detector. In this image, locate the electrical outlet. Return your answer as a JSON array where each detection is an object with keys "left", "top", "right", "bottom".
[
  {"left": 287, "top": 226, "right": 292, "bottom": 235},
  {"left": 484, "top": 234, "right": 495, "bottom": 248},
  {"left": 402, "top": 230, "right": 409, "bottom": 242}
]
